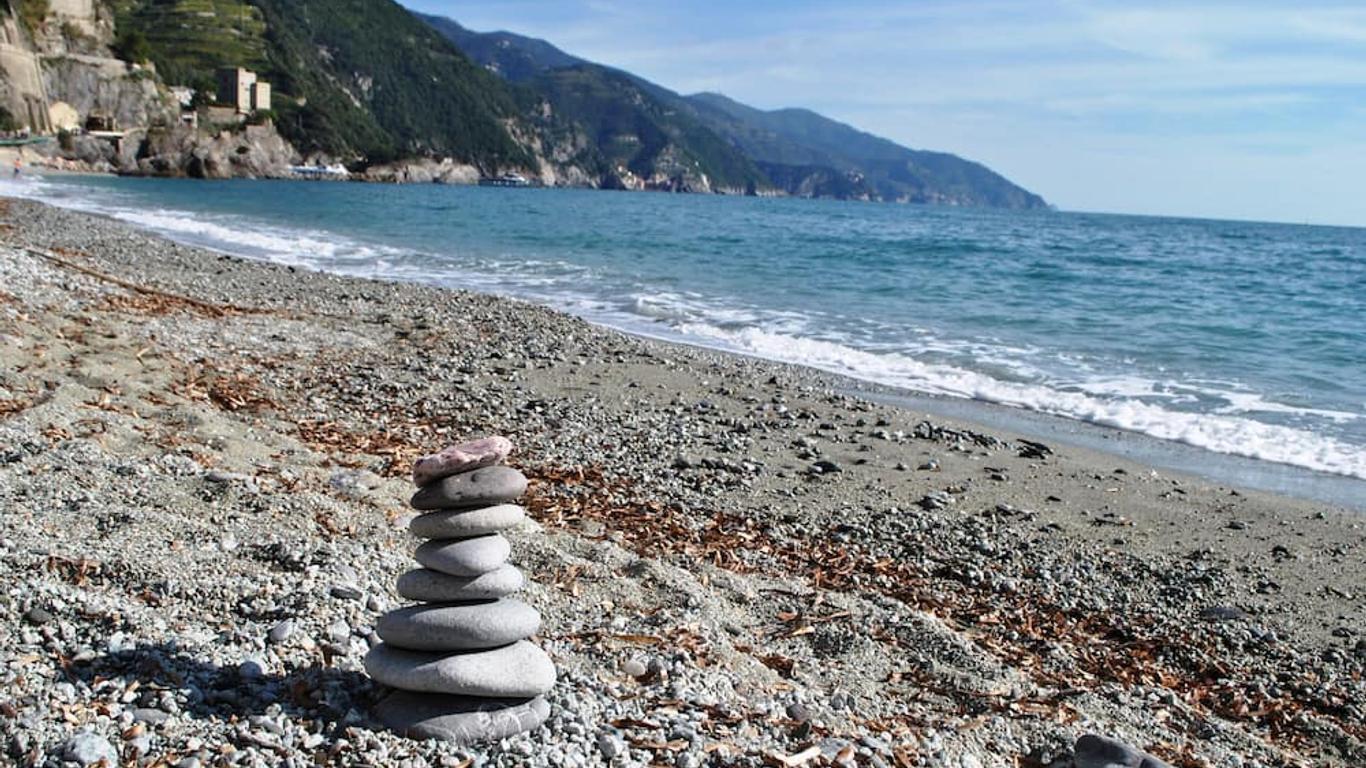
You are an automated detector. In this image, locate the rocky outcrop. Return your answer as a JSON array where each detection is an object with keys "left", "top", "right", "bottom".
[
  {"left": 2, "top": 0, "right": 168, "bottom": 135},
  {"left": 134, "top": 123, "right": 300, "bottom": 179},
  {"left": 506, "top": 110, "right": 598, "bottom": 188},
  {"left": 361, "top": 157, "right": 480, "bottom": 184},
  {"left": 43, "top": 121, "right": 301, "bottom": 178},
  {"left": 6, "top": 0, "right": 302, "bottom": 180},
  {"left": 30, "top": 0, "right": 112, "bottom": 56},
  {"left": 40, "top": 55, "right": 172, "bottom": 131},
  {"left": 0, "top": 12, "right": 52, "bottom": 132},
  {"left": 601, "top": 149, "right": 716, "bottom": 194}
]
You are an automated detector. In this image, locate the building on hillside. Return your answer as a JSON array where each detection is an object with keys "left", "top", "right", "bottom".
[
  {"left": 85, "top": 113, "right": 117, "bottom": 133},
  {"left": 216, "top": 67, "right": 271, "bottom": 114},
  {"left": 250, "top": 81, "right": 270, "bottom": 112}
]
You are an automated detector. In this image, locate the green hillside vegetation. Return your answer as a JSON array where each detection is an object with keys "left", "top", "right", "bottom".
[
  {"left": 109, "top": 1, "right": 268, "bottom": 88},
  {"left": 421, "top": 15, "right": 764, "bottom": 190},
  {"left": 111, "top": 0, "right": 534, "bottom": 169},
  {"left": 534, "top": 65, "right": 764, "bottom": 190},
  {"left": 5, "top": 0, "right": 52, "bottom": 36},
  {"left": 418, "top": 13, "right": 582, "bottom": 83},
  {"left": 754, "top": 162, "right": 874, "bottom": 199},
  {"left": 250, "top": 0, "right": 532, "bottom": 166},
  {"left": 421, "top": 13, "right": 1046, "bottom": 207},
  {"left": 684, "top": 93, "right": 1046, "bottom": 208}
]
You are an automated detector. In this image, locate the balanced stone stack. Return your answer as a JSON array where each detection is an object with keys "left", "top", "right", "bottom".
[{"left": 365, "top": 436, "right": 555, "bottom": 742}]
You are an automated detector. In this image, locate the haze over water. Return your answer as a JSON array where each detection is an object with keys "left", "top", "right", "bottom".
[{"left": 10, "top": 175, "right": 1366, "bottom": 485}]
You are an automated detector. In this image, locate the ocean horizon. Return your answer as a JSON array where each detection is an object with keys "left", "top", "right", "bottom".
[{"left": 7, "top": 173, "right": 1365, "bottom": 495}]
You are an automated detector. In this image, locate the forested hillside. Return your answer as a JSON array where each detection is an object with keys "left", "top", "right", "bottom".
[
  {"left": 422, "top": 13, "right": 1047, "bottom": 207},
  {"left": 113, "top": 0, "right": 534, "bottom": 168}
]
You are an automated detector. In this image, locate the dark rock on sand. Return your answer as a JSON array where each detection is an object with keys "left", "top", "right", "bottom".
[
  {"left": 410, "top": 466, "right": 528, "bottom": 511},
  {"left": 372, "top": 692, "right": 550, "bottom": 743},
  {"left": 1073, "top": 734, "right": 1172, "bottom": 768}
]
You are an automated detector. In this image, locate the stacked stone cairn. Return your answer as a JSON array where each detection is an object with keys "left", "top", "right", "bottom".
[{"left": 365, "top": 436, "right": 556, "bottom": 742}]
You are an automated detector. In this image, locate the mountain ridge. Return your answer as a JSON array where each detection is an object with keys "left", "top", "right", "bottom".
[{"left": 418, "top": 13, "right": 1046, "bottom": 208}]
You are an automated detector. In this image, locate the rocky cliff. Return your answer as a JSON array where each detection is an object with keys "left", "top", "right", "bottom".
[
  {"left": 0, "top": 5, "right": 52, "bottom": 132},
  {"left": 0, "top": 0, "right": 302, "bottom": 179},
  {"left": 40, "top": 54, "right": 171, "bottom": 130},
  {"left": 54, "top": 122, "right": 299, "bottom": 178}
]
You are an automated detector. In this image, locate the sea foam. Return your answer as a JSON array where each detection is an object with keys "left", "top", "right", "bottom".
[{"left": 8, "top": 174, "right": 1364, "bottom": 483}]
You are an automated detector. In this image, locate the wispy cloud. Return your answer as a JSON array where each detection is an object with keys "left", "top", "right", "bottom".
[{"left": 406, "top": 0, "right": 1366, "bottom": 225}]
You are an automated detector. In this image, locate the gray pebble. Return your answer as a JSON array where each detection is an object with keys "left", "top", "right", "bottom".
[
  {"left": 396, "top": 565, "right": 525, "bottom": 602},
  {"left": 62, "top": 731, "right": 118, "bottom": 766},
  {"left": 365, "top": 640, "right": 555, "bottom": 697},
  {"left": 23, "top": 606, "right": 53, "bottom": 625},
  {"left": 132, "top": 707, "right": 171, "bottom": 725},
  {"left": 376, "top": 600, "right": 541, "bottom": 651},
  {"left": 1074, "top": 734, "right": 1172, "bottom": 768},
  {"left": 331, "top": 584, "right": 364, "bottom": 601},
  {"left": 268, "top": 619, "right": 296, "bottom": 644},
  {"left": 596, "top": 731, "right": 626, "bottom": 761},
  {"left": 409, "top": 504, "right": 526, "bottom": 539},
  {"left": 415, "top": 534, "right": 511, "bottom": 577},
  {"left": 238, "top": 657, "right": 266, "bottom": 679},
  {"left": 328, "top": 619, "right": 351, "bottom": 644}
]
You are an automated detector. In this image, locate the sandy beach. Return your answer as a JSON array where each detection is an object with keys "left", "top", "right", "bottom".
[{"left": 1, "top": 197, "right": 1362, "bottom": 767}]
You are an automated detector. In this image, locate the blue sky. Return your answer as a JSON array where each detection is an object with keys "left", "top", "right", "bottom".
[{"left": 404, "top": 1, "right": 1366, "bottom": 226}]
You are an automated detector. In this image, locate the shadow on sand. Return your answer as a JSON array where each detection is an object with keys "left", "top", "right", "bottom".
[{"left": 67, "top": 641, "right": 375, "bottom": 727}]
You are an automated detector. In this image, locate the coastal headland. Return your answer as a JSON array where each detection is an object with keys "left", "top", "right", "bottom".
[{"left": 1, "top": 198, "right": 1362, "bottom": 766}]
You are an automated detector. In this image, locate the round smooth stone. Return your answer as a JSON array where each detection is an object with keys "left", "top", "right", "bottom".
[
  {"left": 412, "top": 436, "right": 514, "bottom": 487},
  {"left": 397, "top": 566, "right": 525, "bottom": 602},
  {"left": 411, "top": 466, "right": 528, "bottom": 511},
  {"left": 373, "top": 692, "right": 549, "bottom": 743},
  {"left": 376, "top": 600, "right": 541, "bottom": 651},
  {"left": 415, "top": 535, "right": 510, "bottom": 577},
  {"left": 365, "top": 640, "right": 556, "bottom": 697},
  {"left": 409, "top": 504, "right": 526, "bottom": 539}
]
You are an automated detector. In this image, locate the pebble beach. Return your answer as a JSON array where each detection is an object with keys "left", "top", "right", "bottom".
[{"left": 1, "top": 197, "right": 1363, "bottom": 767}]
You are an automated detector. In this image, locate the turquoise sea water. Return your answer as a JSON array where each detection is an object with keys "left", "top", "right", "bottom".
[{"left": 7, "top": 175, "right": 1366, "bottom": 486}]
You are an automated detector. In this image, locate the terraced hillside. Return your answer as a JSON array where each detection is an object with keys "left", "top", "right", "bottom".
[
  {"left": 110, "top": 0, "right": 268, "bottom": 89},
  {"left": 112, "top": 0, "right": 535, "bottom": 169}
]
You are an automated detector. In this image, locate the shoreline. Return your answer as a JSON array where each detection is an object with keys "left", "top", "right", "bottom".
[
  {"left": 6, "top": 175, "right": 1363, "bottom": 509},
  {"left": 858, "top": 387, "right": 1366, "bottom": 512},
  {"left": 2, "top": 197, "right": 1363, "bottom": 766}
]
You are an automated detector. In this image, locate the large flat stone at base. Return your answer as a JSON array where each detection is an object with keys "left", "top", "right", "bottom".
[
  {"left": 365, "top": 640, "right": 556, "bottom": 697},
  {"left": 376, "top": 600, "right": 541, "bottom": 651},
  {"left": 373, "top": 692, "right": 549, "bottom": 743},
  {"left": 396, "top": 566, "right": 524, "bottom": 602}
]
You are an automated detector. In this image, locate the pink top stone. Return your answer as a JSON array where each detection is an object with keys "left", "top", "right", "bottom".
[{"left": 412, "top": 436, "right": 514, "bottom": 487}]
